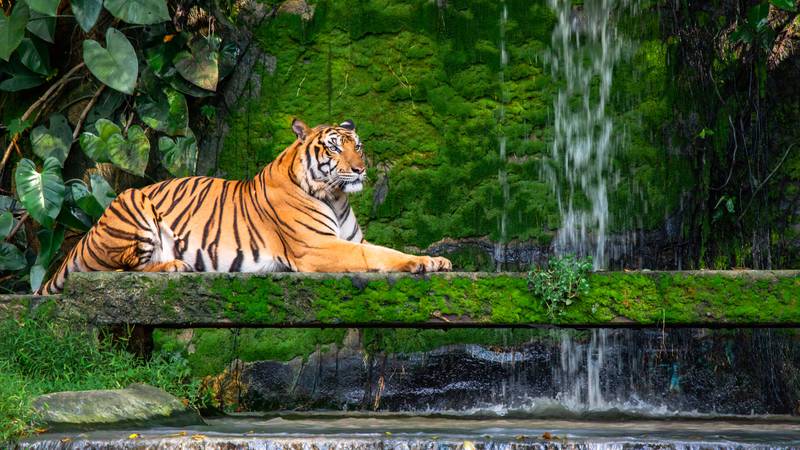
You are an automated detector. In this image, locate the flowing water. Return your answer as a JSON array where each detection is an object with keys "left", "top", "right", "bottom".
[
  {"left": 495, "top": 0, "right": 510, "bottom": 271},
  {"left": 545, "top": 0, "right": 636, "bottom": 268},
  {"left": 19, "top": 415, "right": 800, "bottom": 449}
]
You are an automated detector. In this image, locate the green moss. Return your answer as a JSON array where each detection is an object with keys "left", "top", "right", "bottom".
[{"left": 217, "top": 0, "right": 681, "bottom": 251}]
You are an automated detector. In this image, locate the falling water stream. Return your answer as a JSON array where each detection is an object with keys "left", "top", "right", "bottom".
[
  {"left": 496, "top": 0, "right": 510, "bottom": 271},
  {"left": 545, "top": 0, "right": 635, "bottom": 268}
]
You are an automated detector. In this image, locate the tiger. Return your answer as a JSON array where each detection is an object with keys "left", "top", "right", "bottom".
[{"left": 37, "top": 118, "right": 451, "bottom": 295}]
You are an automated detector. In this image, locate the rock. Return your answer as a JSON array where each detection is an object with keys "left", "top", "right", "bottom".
[{"left": 31, "top": 383, "right": 204, "bottom": 431}]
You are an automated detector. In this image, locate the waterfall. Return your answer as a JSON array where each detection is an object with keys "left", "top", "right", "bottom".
[
  {"left": 495, "top": 1, "right": 510, "bottom": 271},
  {"left": 545, "top": 0, "right": 634, "bottom": 268}
]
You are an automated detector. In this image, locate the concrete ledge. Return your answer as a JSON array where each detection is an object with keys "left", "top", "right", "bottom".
[{"left": 0, "top": 270, "right": 787, "bottom": 328}]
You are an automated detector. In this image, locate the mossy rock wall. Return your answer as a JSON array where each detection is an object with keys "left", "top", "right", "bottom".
[{"left": 217, "top": 0, "right": 686, "bottom": 251}]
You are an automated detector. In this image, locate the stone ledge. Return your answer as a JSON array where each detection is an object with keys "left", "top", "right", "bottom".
[{"left": 1, "top": 270, "right": 796, "bottom": 328}]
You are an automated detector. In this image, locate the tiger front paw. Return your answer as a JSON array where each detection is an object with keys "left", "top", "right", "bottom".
[{"left": 406, "top": 255, "right": 452, "bottom": 273}]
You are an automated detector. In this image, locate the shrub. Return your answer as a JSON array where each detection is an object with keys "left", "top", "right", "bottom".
[{"left": 528, "top": 254, "right": 593, "bottom": 319}]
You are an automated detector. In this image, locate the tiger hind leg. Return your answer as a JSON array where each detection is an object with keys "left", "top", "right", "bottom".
[{"left": 38, "top": 188, "right": 178, "bottom": 295}]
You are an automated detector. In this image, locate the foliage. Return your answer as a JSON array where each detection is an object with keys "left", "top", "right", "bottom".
[
  {"left": 0, "top": 0, "right": 234, "bottom": 291},
  {"left": 528, "top": 254, "right": 592, "bottom": 319},
  {"left": 0, "top": 318, "right": 206, "bottom": 442}
]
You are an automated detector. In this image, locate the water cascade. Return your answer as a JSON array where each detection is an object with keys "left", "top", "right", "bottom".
[
  {"left": 495, "top": 0, "right": 510, "bottom": 271},
  {"left": 545, "top": 0, "right": 634, "bottom": 268}
]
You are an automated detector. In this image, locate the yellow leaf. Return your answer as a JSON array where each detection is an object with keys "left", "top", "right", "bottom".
[
  {"left": 163, "top": 34, "right": 176, "bottom": 43},
  {"left": 463, "top": 441, "right": 476, "bottom": 450},
  {"left": 191, "top": 434, "right": 206, "bottom": 441},
  {"left": 128, "top": 433, "right": 139, "bottom": 439}
]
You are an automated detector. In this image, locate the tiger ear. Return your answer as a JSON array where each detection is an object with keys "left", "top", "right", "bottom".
[
  {"left": 339, "top": 119, "right": 355, "bottom": 130},
  {"left": 292, "top": 118, "right": 310, "bottom": 141}
]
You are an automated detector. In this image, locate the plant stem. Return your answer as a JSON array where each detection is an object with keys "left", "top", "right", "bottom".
[
  {"left": 73, "top": 85, "right": 107, "bottom": 142},
  {"left": 0, "top": 63, "right": 86, "bottom": 176}
]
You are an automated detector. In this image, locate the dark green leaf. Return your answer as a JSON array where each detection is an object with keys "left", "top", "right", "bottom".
[
  {"left": 0, "top": 69, "right": 44, "bottom": 91},
  {"left": 770, "top": 0, "right": 797, "bottom": 12},
  {"left": 71, "top": 0, "right": 103, "bottom": 32},
  {"left": 68, "top": 180, "right": 104, "bottom": 220},
  {"left": 103, "top": 0, "right": 170, "bottom": 25},
  {"left": 725, "top": 197, "right": 735, "bottom": 213},
  {"left": 85, "top": 90, "right": 125, "bottom": 126},
  {"left": 57, "top": 205, "right": 93, "bottom": 231},
  {"left": 168, "top": 72, "right": 215, "bottom": 97},
  {"left": 219, "top": 42, "right": 239, "bottom": 80},
  {"left": 83, "top": 27, "right": 138, "bottom": 94},
  {"left": 14, "top": 157, "right": 65, "bottom": 228},
  {"left": 26, "top": 0, "right": 59, "bottom": 16},
  {"left": 0, "top": 3, "right": 30, "bottom": 61},
  {"left": 0, "top": 242, "right": 26, "bottom": 271},
  {"left": 0, "top": 195, "right": 20, "bottom": 213},
  {"left": 7, "top": 118, "right": 33, "bottom": 136},
  {"left": 0, "top": 211, "right": 15, "bottom": 240},
  {"left": 107, "top": 125, "right": 150, "bottom": 176},
  {"left": 79, "top": 118, "right": 120, "bottom": 163},
  {"left": 174, "top": 36, "right": 220, "bottom": 91},
  {"left": 31, "top": 113, "right": 72, "bottom": 166},
  {"left": 35, "top": 226, "right": 64, "bottom": 269},
  {"left": 29, "top": 264, "right": 46, "bottom": 291},
  {"left": 90, "top": 173, "right": 116, "bottom": 209},
  {"left": 17, "top": 38, "right": 51, "bottom": 75},
  {"left": 748, "top": 3, "right": 770, "bottom": 31},
  {"left": 137, "top": 87, "right": 188, "bottom": 135},
  {"left": 158, "top": 130, "right": 197, "bottom": 177},
  {"left": 26, "top": 10, "right": 55, "bottom": 43}
]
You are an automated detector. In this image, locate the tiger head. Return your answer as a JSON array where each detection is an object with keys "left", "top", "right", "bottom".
[{"left": 291, "top": 118, "right": 366, "bottom": 197}]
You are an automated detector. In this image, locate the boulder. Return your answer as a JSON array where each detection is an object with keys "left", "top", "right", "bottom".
[{"left": 31, "top": 383, "right": 204, "bottom": 431}]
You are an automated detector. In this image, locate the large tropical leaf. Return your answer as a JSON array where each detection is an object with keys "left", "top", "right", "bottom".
[
  {"left": 71, "top": 0, "right": 103, "bottom": 32},
  {"left": 137, "top": 87, "right": 188, "bottom": 135},
  {"left": 0, "top": 63, "right": 44, "bottom": 92},
  {"left": 15, "top": 157, "right": 65, "bottom": 229},
  {"left": 85, "top": 89, "right": 125, "bottom": 126},
  {"left": 26, "top": 0, "right": 59, "bottom": 16},
  {"left": 103, "top": 0, "right": 169, "bottom": 25},
  {"left": 0, "top": 3, "right": 29, "bottom": 61},
  {"left": 107, "top": 125, "right": 150, "bottom": 176},
  {"left": 158, "top": 130, "right": 197, "bottom": 177},
  {"left": 174, "top": 37, "right": 219, "bottom": 91},
  {"left": 17, "top": 38, "right": 51, "bottom": 75},
  {"left": 26, "top": 10, "right": 55, "bottom": 43},
  {"left": 79, "top": 118, "right": 119, "bottom": 163},
  {"left": 29, "top": 264, "right": 46, "bottom": 291},
  {"left": 31, "top": 113, "right": 72, "bottom": 166},
  {"left": 0, "top": 242, "right": 26, "bottom": 271},
  {"left": 770, "top": 0, "right": 797, "bottom": 12},
  {"left": 0, "top": 211, "right": 15, "bottom": 239},
  {"left": 83, "top": 27, "right": 138, "bottom": 94},
  {"left": 90, "top": 173, "right": 116, "bottom": 209},
  {"left": 68, "top": 180, "right": 104, "bottom": 221}
]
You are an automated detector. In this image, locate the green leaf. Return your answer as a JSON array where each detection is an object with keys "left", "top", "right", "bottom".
[
  {"left": 725, "top": 197, "right": 735, "bottom": 213},
  {"left": 85, "top": 90, "right": 125, "bottom": 126},
  {"left": 169, "top": 73, "right": 215, "bottom": 97},
  {"left": 31, "top": 113, "right": 72, "bottom": 166},
  {"left": 103, "top": 0, "right": 170, "bottom": 25},
  {"left": 26, "top": 0, "right": 59, "bottom": 16},
  {"left": 174, "top": 37, "right": 220, "bottom": 91},
  {"left": 7, "top": 118, "right": 33, "bottom": 136},
  {"left": 158, "top": 130, "right": 197, "bottom": 177},
  {"left": 35, "top": 226, "right": 64, "bottom": 268},
  {"left": 0, "top": 68, "right": 44, "bottom": 91},
  {"left": 0, "top": 211, "right": 15, "bottom": 240},
  {"left": 82, "top": 120, "right": 150, "bottom": 176},
  {"left": 29, "top": 264, "right": 46, "bottom": 291},
  {"left": 83, "top": 27, "right": 138, "bottom": 94},
  {"left": 107, "top": 125, "right": 150, "bottom": 176},
  {"left": 71, "top": 0, "right": 103, "bottom": 32},
  {"left": 137, "top": 87, "right": 188, "bottom": 135},
  {"left": 14, "top": 157, "right": 65, "bottom": 229},
  {"left": 68, "top": 180, "right": 104, "bottom": 220},
  {"left": 90, "top": 173, "right": 116, "bottom": 209},
  {"left": 26, "top": 10, "right": 55, "bottom": 43},
  {"left": 0, "top": 242, "right": 27, "bottom": 271},
  {"left": 748, "top": 3, "right": 770, "bottom": 32},
  {"left": 17, "top": 38, "right": 51, "bottom": 75},
  {"left": 80, "top": 118, "right": 121, "bottom": 163},
  {"left": 770, "top": 0, "right": 797, "bottom": 12},
  {"left": 0, "top": 3, "right": 30, "bottom": 61}
]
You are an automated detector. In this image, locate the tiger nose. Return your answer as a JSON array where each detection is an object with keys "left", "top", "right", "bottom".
[{"left": 352, "top": 166, "right": 365, "bottom": 174}]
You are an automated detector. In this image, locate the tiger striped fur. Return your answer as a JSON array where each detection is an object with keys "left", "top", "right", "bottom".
[{"left": 38, "top": 119, "right": 451, "bottom": 295}]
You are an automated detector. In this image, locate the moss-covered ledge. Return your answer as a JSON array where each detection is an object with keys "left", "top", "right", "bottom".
[{"left": 14, "top": 270, "right": 790, "bottom": 328}]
